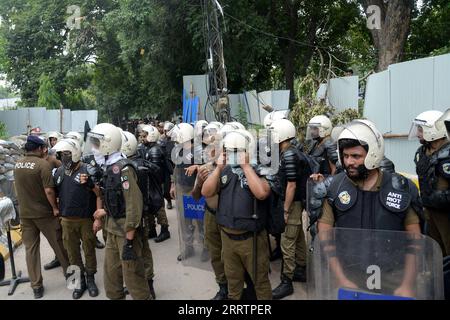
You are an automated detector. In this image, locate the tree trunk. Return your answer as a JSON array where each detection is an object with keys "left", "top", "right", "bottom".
[{"left": 362, "top": 0, "right": 412, "bottom": 71}]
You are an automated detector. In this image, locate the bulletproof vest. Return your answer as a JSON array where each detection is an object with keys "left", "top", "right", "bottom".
[
  {"left": 102, "top": 159, "right": 136, "bottom": 219},
  {"left": 54, "top": 164, "right": 96, "bottom": 218},
  {"left": 308, "top": 137, "right": 337, "bottom": 175},
  {"left": 216, "top": 166, "right": 267, "bottom": 233},
  {"left": 130, "top": 156, "right": 163, "bottom": 215},
  {"left": 327, "top": 172, "right": 412, "bottom": 231},
  {"left": 415, "top": 143, "right": 450, "bottom": 207}
]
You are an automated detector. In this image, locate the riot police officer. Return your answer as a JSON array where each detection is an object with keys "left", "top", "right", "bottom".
[
  {"left": 160, "top": 121, "right": 175, "bottom": 209},
  {"left": 138, "top": 125, "right": 171, "bottom": 242},
  {"left": 410, "top": 111, "right": 450, "bottom": 256},
  {"left": 89, "top": 123, "right": 151, "bottom": 300},
  {"left": 202, "top": 129, "right": 272, "bottom": 300},
  {"left": 306, "top": 115, "right": 338, "bottom": 175},
  {"left": 269, "top": 119, "right": 308, "bottom": 300},
  {"left": 316, "top": 120, "right": 422, "bottom": 296},
  {"left": 121, "top": 130, "right": 161, "bottom": 299}
]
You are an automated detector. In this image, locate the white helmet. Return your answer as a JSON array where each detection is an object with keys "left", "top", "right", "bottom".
[
  {"left": 141, "top": 125, "right": 160, "bottom": 143},
  {"left": 219, "top": 122, "right": 245, "bottom": 136},
  {"left": 194, "top": 120, "right": 209, "bottom": 139},
  {"left": 53, "top": 138, "right": 82, "bottom": 163},
  {"left": 307, "top": 115, "right": 332, "bottom": 139},
  {"left": 435, "top": 108, "right": 450, "bottom": 140},
  {"left": 121, "top": 131, "right": 138, "bottom": 157},
  {"left": 170, "top": 123, "right": 194, "bottom": 144},
  {"left": 47, "top": 131, "right": 62, "bottom": 146},
  {"left": 263, "top": 110, "right": 289, "bottom": 128},
  {"left": 408, "top": 110, "right": 446, "bottom": 142},
  {"left": 335, "top": 119, "right": 384, "bottom": 170},
  {"left": 65, "top": 131, "right": 83, "bottom": 145},
  {"left": 163, "top": 122, "right": 174, "bottom": 132},
  {"left": 223, "top": 129, "right": 256, "bottom": 165},
  {"left": 269, "top": 119, "right": 296, "bottom": 144},
  {"left": 87, "top": 123, "right": 122, "bottom": 156}
]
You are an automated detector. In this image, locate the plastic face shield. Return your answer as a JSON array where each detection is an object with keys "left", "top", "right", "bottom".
[
  {"left": 306, "top": 123, "right": 321, "bottom": 140},
  {"left": 408, "top": 119, "right": 428, "bottom": 141}
]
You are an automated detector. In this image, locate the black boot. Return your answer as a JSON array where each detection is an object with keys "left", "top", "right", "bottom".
[
  {"left": 293, "top": 265, "right": 307, "bottom": 282},
  {"left": 72, "top": 273, "right": 87, "bottom": 300},
  {"left": 177, "top": 246, "right": 194, "bottom": 261},
  {"left": 154, "top": 225, "right": 170, "bottom": 243},
  {"left": 148, "top": 226, "right": 157, "bottom": 239},
  {"left": 148, "top": 279, "right": 156, "bottom": 299},
  {"left": 272, "top": 274, "right": 294, "bottom": 300},
  {"left": 44, "top": 256, "right": 61, "bottom": 270},
  {"left": 166, "top": 201, "right": 173, "bottom": 210},
  {"left": 86, "top": 273, "right": 99, "bottom": 297},
  {"left": 211, "top": 283, "right": 228, "bottom": 300},
  {"left": 33, "top": 286, "right": 44, "bottom": 299}
]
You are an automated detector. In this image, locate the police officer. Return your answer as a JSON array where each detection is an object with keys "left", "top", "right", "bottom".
[
  {"left": 269, "top": 119, "right": 308, "bottom": 300},
  {"left": 160, "top": 121, "right": 175, "bottom": 209},
  {"left": 121, "top": 130, "right": 160, "bottom": 299},
  {"left": 410, "top": 111, "right": 450, "bottom": 256},
  {"left": 138, "top": 125, "right": 171, "bottom": 242},
  {"left": 306, "top": 115, "right": 338, "bottom": 175},
  {"left": 202, "top": 129, "right": 272, "bottom": 300},
  {"left": 316, "top": 120, "right": 422, "bottom": 296},
  {"left": 191, "top": 122, "right": 228, "bottom": 299},
  {"left": 89, "top": 123, "right": 151, "bottom": 300},
  {"left": 14, "top": 135, "right": 70, "bottom": 299},
  {"left": 52, "top": 139, "right": 100, "bottom": 299},
  {"left": 170, "top": 123, "right": 207, "bottom": 261}
]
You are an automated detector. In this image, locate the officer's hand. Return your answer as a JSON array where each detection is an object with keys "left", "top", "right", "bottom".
[
  {"left": 197, "top": 166, "right": 210, "bottom": 184},
  {"left": 170, "top": 183, "right": 176, "bottom": 199},
  {"left": 185, "top": 165, "right": 198, "bottom": 177},
  {"left": 215, "top": 152, "right": 226, "bottom": 170},
  {"left": 122, "top": 241, "right": 137, "bottom": 261},
  {"left": 394, "top": 285, "right": 415, "bottom": 298},
  {"left": 310, "top": 173, "right": 325, "bottom": 182},
  {"left": 80, "top": 173, "right": 89, "bottom": 184},
  {"left": 53, "top": 208, "right": 60, "bottom": 217},
  {"left": 93, "top": 219, "right": 102, "bottom": 233},
  {"left": 239, "top": 152, "right": 250, "bottom": 169},
  {"left": 94, "top": 209, "right": 107, "bottom": 220}
]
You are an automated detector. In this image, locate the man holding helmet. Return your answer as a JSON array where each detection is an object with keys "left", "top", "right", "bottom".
[
  {"left": 316, "top": 120, "right": 422, "bottom": 296},
  {"left": 411, "top": 111, "right": 450, "bottom": 256},
  {"left": 306, "top": 115, "right": 338, "bottom": 175},
  {"left": 202, "top": 129, "right": 272, "bottom": 300},
  {"left": 52, "top": 138, "right": 101, "bottom": 299},
  {"left": 88, "top": 123, "right": 151, "bottom": 300},
  {"left": 269, "top": 119, "right": 308, "bottom": 300}
]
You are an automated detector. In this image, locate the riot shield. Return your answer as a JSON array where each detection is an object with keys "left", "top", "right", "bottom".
[
  {"left": 308, "top": 227, "right": 444, "bottom": 300},
  {"left": 173, "top": 164, "right": 212, "bottom": 271}
]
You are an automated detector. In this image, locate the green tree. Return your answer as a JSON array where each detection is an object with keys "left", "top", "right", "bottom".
[{"left": 37, "top": 74, "right": 60, "bottom": 109}]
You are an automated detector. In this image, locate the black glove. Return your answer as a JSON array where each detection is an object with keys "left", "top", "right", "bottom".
[{"left": 122, "top": 239, "right": 137, "bottom": 261}]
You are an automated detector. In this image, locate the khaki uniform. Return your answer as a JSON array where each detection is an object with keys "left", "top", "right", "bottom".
[
  {"left": 198, "top": 163, "right": 226, "bottom": 285},
  {"left": 103, "top": 165, "right": 151, "bottom": 300},
  {"left": 61, "top": 217, "right": 97, "bottom": 275},
  {"left": 142, "top": 217, "right": 155, "bottom": 280},
  {"left": 14, "top": 153, "right": 69, "bottom": 289},
  {"left": 319, "top": 171, "right": 421, "bottom": 226},
  {"left": 281, "top": 201, "right": 306, "bottom": 279},
  {"left": 221, "top": 228, "right": 272, "bottom": 300}
]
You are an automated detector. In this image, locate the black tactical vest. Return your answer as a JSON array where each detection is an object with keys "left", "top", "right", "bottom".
[
  {"left": 327, "top": 172, "right": 412, "bottom": 231},
  {"left": 102, "top": 159, "right": 136, "bottom": 219},
  {"left": 216, "top": 166, "right": 267, "bottom": 232},
  {"left": 415, "top": 143, "right": 450, "bottom": 207},
  {"left": 54, "top": 164, "right": 96, "bottom": 218},
  {"left": 174, "top": 147, "right": 197, "bottom": 187},
  {"left": 308, "top": 137, "right": 337, "bottom": 175}
]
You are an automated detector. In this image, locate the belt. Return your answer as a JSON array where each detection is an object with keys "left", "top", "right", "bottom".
[
  {"left": 205, "top": 204, "right": 216, "bottom": 215},
  {"left": 221, "top": 229, "right": 254, "bottom": 241}
]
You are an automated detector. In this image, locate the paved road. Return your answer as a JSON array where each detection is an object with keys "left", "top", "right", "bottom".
[{"left": 0, "top": 203, "right": 308, "bottom": 300}]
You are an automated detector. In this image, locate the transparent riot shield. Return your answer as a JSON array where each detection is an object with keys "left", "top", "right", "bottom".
[
  {"left": 174, "top": 165, "right": 212, "bottom": 270},
  {"left": 308, "top": 228, "right": 444, "bottom": 300}
]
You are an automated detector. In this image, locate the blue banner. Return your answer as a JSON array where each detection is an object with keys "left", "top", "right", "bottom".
[
  {"left": 182, "top": 90, "right": 200, "bottom": 123},
  {"left": 183, "top": 195, "right": 206, "bottom": 220},
  {"left": 337, "top": 288, "right": 414, "bottom": 300}
]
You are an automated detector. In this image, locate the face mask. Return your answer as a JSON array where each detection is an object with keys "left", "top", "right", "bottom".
[
  {"left": 61, "top": 154, "right": 73, "bottom": 170},
  {"left": 227, "top": 152, "right": 240, "bottom": 168}
]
